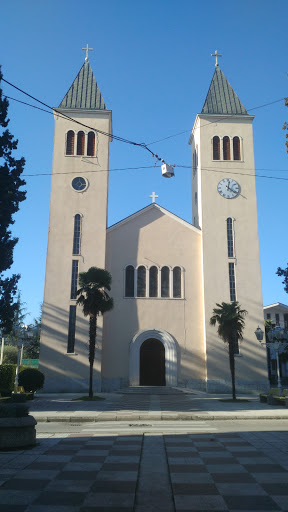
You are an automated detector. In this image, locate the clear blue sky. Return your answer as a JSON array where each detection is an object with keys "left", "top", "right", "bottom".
[{"left": 0, "top": 0, "right": 287, "bottom": 324}]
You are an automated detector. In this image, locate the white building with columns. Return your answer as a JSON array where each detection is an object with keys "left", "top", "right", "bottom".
[{"left": 39, "top": 53, "right": 268, "bottom": 393}]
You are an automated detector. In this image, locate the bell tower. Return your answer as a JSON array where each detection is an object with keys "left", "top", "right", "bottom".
[
  {"left": 189, "top": 57, "right": 267, "bottom": 392},
  {"left": 39, "top": 55, "right": 112, "bottom": 392}
]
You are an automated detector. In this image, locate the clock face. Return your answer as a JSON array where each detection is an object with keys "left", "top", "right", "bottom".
[
  {"left": 217, "top": 178, "right": 240, "bottom": 199},
  {"left": 71, "top": 177, "right": 87, "bottom": 192}
]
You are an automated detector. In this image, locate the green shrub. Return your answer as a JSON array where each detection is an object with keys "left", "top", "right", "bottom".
[
  {"left": 0, "top": 365, "right": 15, "bottom": 395},
  {"left": 18, "top": 368, "right": 45, "bottom": 393},
  {"left": 3, "top": 345, "right": 18, "bottom": 364}
]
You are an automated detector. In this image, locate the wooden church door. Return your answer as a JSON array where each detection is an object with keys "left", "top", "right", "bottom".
[{"left": 140, "top": 338, "right": 166, "bottom": 386}]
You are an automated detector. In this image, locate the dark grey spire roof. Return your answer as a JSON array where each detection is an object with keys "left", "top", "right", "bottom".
[
  {"left": 58, "top": 60, "right": 106, "bottom": 110},
  {"left": 201, "top": 66, "right": 248, "bottom": 115}
]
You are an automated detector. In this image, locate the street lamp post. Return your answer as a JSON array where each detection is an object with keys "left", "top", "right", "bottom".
[{"left": 255, "top": 325, "right": 288, "bottom": 388}]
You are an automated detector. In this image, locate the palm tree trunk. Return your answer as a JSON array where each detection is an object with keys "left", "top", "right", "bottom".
[
  {"left": 228, "top": 340, "right": 236, "bottom": 400},
  {"left": 88, "top": 315, "right": 97, "bottom": 398}
]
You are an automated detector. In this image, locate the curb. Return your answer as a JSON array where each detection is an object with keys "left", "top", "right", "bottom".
[{"left": 33, "top": 414, "right": 288, "bottom": 423}]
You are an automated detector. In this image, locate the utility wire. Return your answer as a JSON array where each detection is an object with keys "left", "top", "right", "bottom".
[{"left": 2, "top": 77, "right": 169, "bottom": 166}]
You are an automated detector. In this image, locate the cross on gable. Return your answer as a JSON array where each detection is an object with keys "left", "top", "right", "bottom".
[
  {"left": 149, "top": 192, "right": 159, "bottom": 203},
  {"left": 82, "top": 44, "right": 93, "bottom": 61},
  {"left": 211, "top": 50, "right": 222, "bottom": 67}
]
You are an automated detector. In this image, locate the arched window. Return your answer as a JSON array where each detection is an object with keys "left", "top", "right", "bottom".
[
  {"left": 137, "top": 266, "right": 146, "bottom": 297},
  {"left": 173, "top": 267, "right": 182, "bottom": 298},
  {"left": 149, "top": 266, "right": 158, "bottom": 297},
  {"left": 233, "top": 136, "right": 241, "bottom": 160},
  {"left": 223, "top": 136, "right": 231, "bottom": 160},
  {"left": 227, "top": 217, "right": 234, "bottom": 258},
  {"left": 213, "top": 136, "right": 220, "bottom": 160},
  {"left": 77, "top": 131, "right": 85, "bottom": 155},
  {"left": 66, "top": 130, "right": 75, "bottom": 155},
  {"left": 72, "top": 214, "right": 81, "bottom": 255},
  {"left": 87, "top": 132, "right": 95, "bottom": 156},
  {"left": 125, "top": 266, "right": 134, "bottom": 297},
  {"left": 161, "top": 266, "right": 170, "bottom": 297}
]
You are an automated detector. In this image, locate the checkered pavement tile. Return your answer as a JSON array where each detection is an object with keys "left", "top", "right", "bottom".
[
  {"left": 164, "top": 433, "right": 287, "bottom": 511},
  {"left": 0, "top": 435, "right": 142, "bottom": 512}
]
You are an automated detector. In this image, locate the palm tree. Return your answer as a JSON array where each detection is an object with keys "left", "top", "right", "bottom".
[
  {"left": 76, "top": 267, "right": 113, "bottom": 397},
  {"left": 210, "top": 301, "right": 247, "bottom": 400}
]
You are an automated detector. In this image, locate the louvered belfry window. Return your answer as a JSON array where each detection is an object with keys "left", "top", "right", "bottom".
[
  {"left": 233, "top": 136, "right": 241, "bottom": 160},
  {"left": 87, "top": 132, "right": 95, "bottom": 156},
  {"left": 223, "top": 136, "right": 231, "bottom": 160},
  {"left": 66, "top": 130, "right": 75, "bottom": 155},
  {"left": 213, "top": 136, "right": 220, "bottom": 160},
  {"left": 77, "top": 131, "right": 85, "bottom": 155}
]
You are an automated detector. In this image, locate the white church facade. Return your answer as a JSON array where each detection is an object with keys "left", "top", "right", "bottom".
[{"left": 39, "top": 54, "right": 268, "bottom": 393}]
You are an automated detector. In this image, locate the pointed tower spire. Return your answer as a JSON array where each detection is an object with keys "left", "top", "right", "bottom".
[
  {"left": 58, "top": 60, "right": 107, "bottom": 110},
  {"left": 201, "top": 65, "right": 248, "bottom": 115}
]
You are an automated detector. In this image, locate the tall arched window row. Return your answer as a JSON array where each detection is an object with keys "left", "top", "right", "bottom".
[
  {"left": 66, "top": 130, "right": 75, "bottom": 155},
  {"left": 77, "top": 131, "right": 85, "bottom": 156},
  {"left": 173, "top": 267, "right": 181, "bottom": 298},
  {"left": 233, "top": 136, "right": 241, "bottom": 160},
  {"left": 137, "top": 266, "right": 146, "bottom": 297},
  {"left": 161, "top": 266, "right": 170, "bottom": 298},
  {"left": 223, "top": 136, "right": 231, "bottom": 160},
  {"left": 227, "top": 217, "right": 234, "bottom": 258},
  {"left": 125, "top": 265, "right": 134, "bottom": 297},
  {"left": 213, "top": 136, "right": 220, "bottom": 160},
  {"left": 149, "top": 266, "right": 158, "bottom": 297},
  {"left": 87, "top": 132, "right": 95, "bottom": 156},
  {"left": 72, "top": 214, "right": 81, "bottom": 255}
]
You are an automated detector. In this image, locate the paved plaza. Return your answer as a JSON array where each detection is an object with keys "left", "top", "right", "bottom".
[{"left": 1, "top": 388, "right": 288, "bottom": 511}]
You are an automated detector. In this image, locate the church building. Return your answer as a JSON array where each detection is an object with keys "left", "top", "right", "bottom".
[{"left": 39, "top": 51, "right": 268, "bottom": 393}]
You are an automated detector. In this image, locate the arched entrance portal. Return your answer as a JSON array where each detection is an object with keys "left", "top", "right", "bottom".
[
  {"left": 129, "top": 329, "right": 177, "bottom": 387},
  {"left": 140, "top": 338, "right": 165, "bottom": 386}
]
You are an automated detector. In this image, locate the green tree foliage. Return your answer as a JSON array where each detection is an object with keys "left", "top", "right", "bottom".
[
  {"left": 276, "top": 264, "right": 288, "bottom": 294},
  {"left": 2, "top": 344, "right": 18, "bottom": 364},
  {"left": 76, "top": 267, "right": 113, "bottom": 397},
  {"left": 0, "top": 67, "right": 26, "bottom": 333},
  {"left": 210, "top": 301, "right": 247, "bottom": 400}
]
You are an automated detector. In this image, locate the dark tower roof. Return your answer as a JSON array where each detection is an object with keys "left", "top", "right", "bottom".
[
  {"left": 201, "top": 66, "right": 248, "bottom": 115},
  {"left": 58, "top": 60, "right": 106, "bottom": 110}
]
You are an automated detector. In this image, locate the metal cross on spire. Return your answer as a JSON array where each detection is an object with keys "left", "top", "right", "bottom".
[
  {"left": 211, "top": 50, "right": 222, "bottom": 67},
  {"left": 82, "top": 44, "right": 93, "bottom": 61},
  {"left": 150, "top": 192, "right": 159, "bottom": 203}
]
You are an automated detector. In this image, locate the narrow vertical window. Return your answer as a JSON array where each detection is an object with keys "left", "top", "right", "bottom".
[
  {"left": 149, "top": 266, "right": 158, "bottom": 297},
  {"left": 229, "top": 262, "right": 236, "bottom": 301},
  {"left": 227, "top": 218, "right": 234, "bottom": 258},
  {"left": 223, "top": 136, "right": 231, "bottom": 160},
  {"left": 233, "top": 333, "right": 240, "bottom": 355},
  {"left": 125, "top": 266, "right": 134, "bottom": 297},
  {"left": 173, "top": 267, "right": 181, "bottom": 298},
  {"left": 284, "top": 313, "right": 288, "bottom": 328},
  {"left": 70, "top": 260, "right": 79, "bottom": 299},
  {"left": 67, "top": 305, "right": 76, "bottom": 353},
  {"left": 77, "top": 131, "right": 85, "bottom": 155},
  {"left": 73, "top": 214, "right": 81, "bottom": 255},
  {"left": 266, "top": 313, "right": 271, "bottom": 320},
  {"left": 137, "top": 266, "right": 146, "bottom": 297},
  {"left": 161, "top": 266, "right": 170, "bottom": 297},
  {"left": 66, "top": 130, "right": 75, "bottom": 155},
  {"left": 87, "top": 132, "right": 95, "bottom": 156},
  {"left": 275, "top": 313, "right": 280, "bottom": 326},
  {"left": 233, "top": 136, "right": 241, "bottom": 160},
  {"left": 213, "top": 136, "right": 220, "bottom": 160}
]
